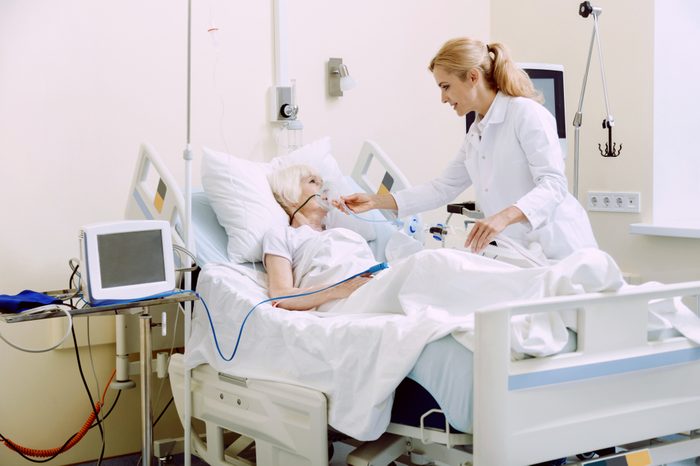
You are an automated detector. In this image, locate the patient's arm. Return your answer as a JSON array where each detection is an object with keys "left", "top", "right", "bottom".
[{"left": 264, "top": 254, "right": 371, "bottom": 311}]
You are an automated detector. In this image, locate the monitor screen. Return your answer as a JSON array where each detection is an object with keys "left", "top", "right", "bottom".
[
  {"left": 525, "top": 67, "right": 566, "bottom": 140},
  {"left": 532, "top": 78, "right": 556, "bottom": 122},
  {"left": 81, "top": 219, "right": 175, "bottom": 302},
  {"left": 97, "top": 229, "right": 166, "bottom": 288}
]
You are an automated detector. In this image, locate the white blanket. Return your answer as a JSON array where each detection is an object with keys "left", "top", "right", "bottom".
[{"left": 186, "top": 247, "right": 626, "bottom": 440}]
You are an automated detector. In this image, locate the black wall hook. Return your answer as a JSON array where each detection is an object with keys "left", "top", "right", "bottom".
[{"left": 598, "top": 119, "right": 622, "bottom": 157}]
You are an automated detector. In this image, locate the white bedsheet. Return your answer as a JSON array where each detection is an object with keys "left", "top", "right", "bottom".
[{"left": 186, "top": 247, "right": 626, "bottom": 440}]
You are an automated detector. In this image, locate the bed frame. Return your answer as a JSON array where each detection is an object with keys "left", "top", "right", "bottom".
[{"left": 128, "top": 142, "right": 700, "bottom": 466}]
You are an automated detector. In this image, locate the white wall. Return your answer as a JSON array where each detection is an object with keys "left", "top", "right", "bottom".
[
  {"left": 653, "top": 0, "right": 700, "bottom": 225},
  {"left": 0, "top": 1, "right": 486, "bottom": 464}
]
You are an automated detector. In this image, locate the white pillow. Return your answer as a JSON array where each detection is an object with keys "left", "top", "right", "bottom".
[
  {"left": 201, "top": 137, "right": 375, "bottom": 264},
  {"left": 201, "top": 147, "right": 288, "bottom": 263},
  {"left": 268, "top": 137, "right": 343, "bottom": 183}
]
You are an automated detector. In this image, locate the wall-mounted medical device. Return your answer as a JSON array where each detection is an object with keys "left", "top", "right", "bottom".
[
  {"left": 269, "top": 83, "right": 299, "bottom": 122},
  {"left": 79, "top": 220, "right": 175, "bottom": 304}
]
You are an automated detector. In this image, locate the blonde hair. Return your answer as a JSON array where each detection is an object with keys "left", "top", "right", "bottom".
[
  {"left": 267, "top": 164, "right": 321, "bottom": 216},
  {"left": 429, "top": 37, "right": 543, "bottom": 103}
]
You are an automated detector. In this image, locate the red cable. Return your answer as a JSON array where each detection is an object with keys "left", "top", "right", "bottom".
[
  {"left": 3, "top": 402, "right": 102, "bottom": 457},
  {"left": 1, "top": 369, "right": 116, "bottom": 458}
]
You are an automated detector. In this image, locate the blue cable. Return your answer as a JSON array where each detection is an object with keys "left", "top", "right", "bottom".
[
  {"left": 82, "top": 263, "right": 389, "bottom": 363},
  {"left": 201, "top": 262, "right": 388, "bottom": 362}
]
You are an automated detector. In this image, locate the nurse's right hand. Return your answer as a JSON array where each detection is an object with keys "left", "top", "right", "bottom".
[
  {"left": 336, "top": 193, "right": 374, "bottom": 213},
  {"left": 336, "top": 192, "right": 398, "bottom": 214}
]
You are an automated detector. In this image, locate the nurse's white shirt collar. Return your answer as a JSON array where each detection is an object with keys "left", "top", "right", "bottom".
[{"left": 474, "top": 91, "right": 508, "bottom": 134}]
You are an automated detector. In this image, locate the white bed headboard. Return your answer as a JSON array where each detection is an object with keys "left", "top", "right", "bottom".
[
  {"left": 125, "top": 143, "right": 187, "bottom": 249},
  {"left": 352, "top": 140, "right": 413, "bottom": 196},
  {"left": 125, "top": 143, "right": 230, "bottom": 266}
]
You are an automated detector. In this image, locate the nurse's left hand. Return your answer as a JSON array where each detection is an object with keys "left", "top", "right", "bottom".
[{"left": 465, "top": 206, "right": 526, "bottom": 253}]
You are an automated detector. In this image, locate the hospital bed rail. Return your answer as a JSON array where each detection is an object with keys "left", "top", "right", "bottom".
[
  {"left": 169, "top": 354, "right": 329, "bottom": 466},
  {"left": 473, "top": 280, "right": 700, "bottom": 465}
]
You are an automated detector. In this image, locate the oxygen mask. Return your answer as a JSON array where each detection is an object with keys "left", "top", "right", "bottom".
[{"left": 315, "top": 184, "right": 343, "bottom": 212}]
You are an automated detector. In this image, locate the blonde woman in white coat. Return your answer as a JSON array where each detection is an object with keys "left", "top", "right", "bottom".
[{"left": 340, "top": 37, "right": 597, "bottom": 261}]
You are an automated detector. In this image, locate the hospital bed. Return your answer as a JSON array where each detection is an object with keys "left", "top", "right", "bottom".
[{"left": 126, "top": 141, "right": 700, "bottom": 466}]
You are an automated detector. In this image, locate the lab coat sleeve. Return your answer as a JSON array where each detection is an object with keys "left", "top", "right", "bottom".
[
  {"left": 392, "top": 140, "right": 472, "bottom": 218},
  {"left": 512, "top": 102, "right": 568, "bottom": 230}
]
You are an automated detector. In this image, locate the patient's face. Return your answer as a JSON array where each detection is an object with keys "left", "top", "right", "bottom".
[
  {"left": 300, "top": 173, "right": 323, "bottom": 199},
  {"left": 296, "top": 173, "right": 327, "bottom": 216}
]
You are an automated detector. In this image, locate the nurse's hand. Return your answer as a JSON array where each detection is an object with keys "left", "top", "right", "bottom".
[
  {"left": 335, "top": 193, "right": 373, "bottom": 213},
  {"left": 465, "top": 206, "right": 526, "bottom": 253},
  {"left": 336, "top": 193, "right": 398, "bottom": 214}
]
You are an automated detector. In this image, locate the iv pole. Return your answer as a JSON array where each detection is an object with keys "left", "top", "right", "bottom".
[
  {"left": 183, "top": 0, "right": 193, "bottom": 465},
  {"left": 572, "top": 1, "right": 621, "bottom": 200}
]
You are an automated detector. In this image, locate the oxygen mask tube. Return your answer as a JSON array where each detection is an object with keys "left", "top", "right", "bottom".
[
  {"left": 316, "top": 185, "right": 404, "bottom": 227},
  {"left": 292, "top": 183, "right": 422, "bottom": 239}
]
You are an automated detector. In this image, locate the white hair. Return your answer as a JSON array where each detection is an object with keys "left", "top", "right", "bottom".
[{"left": 267, "top": 164, "right": 320, "bottom": 215}]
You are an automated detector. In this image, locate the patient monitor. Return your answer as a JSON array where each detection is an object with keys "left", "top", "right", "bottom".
[{"left": 79, "top": 220, "right": 175, "bottom": 304}]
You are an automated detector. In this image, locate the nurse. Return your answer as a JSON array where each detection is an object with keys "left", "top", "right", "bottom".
[{"left": 341, "top": 37, "right": 597, "bottom": 260}]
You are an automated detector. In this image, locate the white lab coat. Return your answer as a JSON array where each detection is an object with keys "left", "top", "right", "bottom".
[{"left": 394, "top": 91, "right": 597, "bottom": 260}]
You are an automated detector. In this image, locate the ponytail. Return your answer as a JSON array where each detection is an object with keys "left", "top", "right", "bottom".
[
  {"left": 488, "top": 42, "right": 543, "bottom": 103},
  {"left": 430, "top": 38, "right": 543, "bottom": 104}
]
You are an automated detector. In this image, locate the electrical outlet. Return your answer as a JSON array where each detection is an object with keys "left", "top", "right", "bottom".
[{"left": 587, "top": 191, "right": 641, "bottom": 213}]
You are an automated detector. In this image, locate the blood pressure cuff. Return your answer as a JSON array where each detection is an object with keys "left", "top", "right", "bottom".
[{"left": 0, "top": 290, "right": 62, "bottom": 313}]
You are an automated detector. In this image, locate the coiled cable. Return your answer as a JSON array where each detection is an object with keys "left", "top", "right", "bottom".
[
  {"left": 0, "top": 304, "right": 73, "bottom": 353},
  {"left": 0, "top": 370, "right": 116, "bottom": 460}
]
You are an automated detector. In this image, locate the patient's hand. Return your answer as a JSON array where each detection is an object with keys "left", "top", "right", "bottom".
[{"left": 329, "top": 275, "right": 372, "bottom": 299}]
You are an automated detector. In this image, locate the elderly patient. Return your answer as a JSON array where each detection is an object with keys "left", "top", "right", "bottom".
[
  {"left": 262, "top": 163, "right": 480, "bottom": 432},
  {"left": 263, "top": 164, "right": 376, "bottom": 311},
  {"left": 262, "top": 163, "right": 623, "bottom": 437}
]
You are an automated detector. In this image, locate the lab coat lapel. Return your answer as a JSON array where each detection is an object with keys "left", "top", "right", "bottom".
[
  {"left": 478, "top": 92, "right": 508, "bottom": 185},
  {"left": 479, "top": 92, "right": 508, "bottom": 147}
]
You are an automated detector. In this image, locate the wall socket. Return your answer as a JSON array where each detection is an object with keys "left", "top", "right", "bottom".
[{"left": 587, "top": 191, "right": 641, "bottom": 213}]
